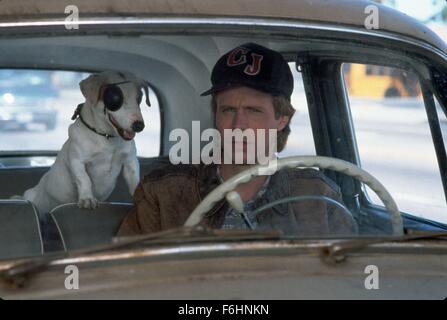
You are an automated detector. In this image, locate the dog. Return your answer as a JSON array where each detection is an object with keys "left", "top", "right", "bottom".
[{"left": 21, "top": 71, "right": 151, "bottom": 214}]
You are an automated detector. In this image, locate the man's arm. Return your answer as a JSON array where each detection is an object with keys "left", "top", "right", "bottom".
[{"left": 116, "top": 182, "right": 161, "bottom": 236}]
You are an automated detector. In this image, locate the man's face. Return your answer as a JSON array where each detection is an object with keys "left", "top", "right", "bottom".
[{"left": 215, "top": 86, "right": 289, "bottom": 164}]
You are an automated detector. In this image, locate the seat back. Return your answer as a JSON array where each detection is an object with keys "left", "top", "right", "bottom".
[
  {"left": 0, "top": 156, "right": 172, "bottom": 202},
  {"left": 0, "top": 200, "right": 44, "bottom": 260},
  {"left": 50, "top": 202, "right": 132, "bottom": 251},
  {"left": 0, "top": 166, "right": 49, "bottom": 199}
]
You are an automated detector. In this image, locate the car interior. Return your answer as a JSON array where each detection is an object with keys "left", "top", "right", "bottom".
[{"left": 0, "top": 32, "right": 446, "bottom": 260}]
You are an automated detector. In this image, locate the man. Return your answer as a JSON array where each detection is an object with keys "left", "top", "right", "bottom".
[{"left": 117, "top": 43, "right": 357, "bottom": 236}]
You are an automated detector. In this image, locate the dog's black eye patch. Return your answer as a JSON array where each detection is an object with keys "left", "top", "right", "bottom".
[{"left": 103, "top": 85, "right": 124, "bottom": 112}]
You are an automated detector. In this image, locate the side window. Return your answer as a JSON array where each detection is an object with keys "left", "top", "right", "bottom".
[
  {"left": 279, "top": 62, "right": 315, "bottom": 157},
  {"left": 0, "top": 69, "right": 160, "bottom": 166},
  {"left": 342, "top": 63, "right": 447, "bottom": 224},
  {"left": 135, "top": 88, "right": 161, "bottom": 158}
]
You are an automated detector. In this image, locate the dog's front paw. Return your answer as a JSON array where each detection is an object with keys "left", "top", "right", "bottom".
[{"left": 78, "top": 197, "right": 99, "bottom": 210}]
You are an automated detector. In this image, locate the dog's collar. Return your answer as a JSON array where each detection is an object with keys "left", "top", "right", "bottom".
[{"left": 71, "top": 103, "right": 116, "bottom": 139}]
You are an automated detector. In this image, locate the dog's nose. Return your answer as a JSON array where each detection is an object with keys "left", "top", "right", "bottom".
[{"left": 132, "top": 121, "right": 145, "bottom": 133}]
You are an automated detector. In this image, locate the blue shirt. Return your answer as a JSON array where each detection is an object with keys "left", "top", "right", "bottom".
[{"left": 217, "top": 166, "right": 271, "bottom": 229}]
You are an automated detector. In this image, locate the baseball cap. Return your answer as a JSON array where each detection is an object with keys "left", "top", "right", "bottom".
[{"left": 201, "top": 42, "right": 293, "bottom": 99}]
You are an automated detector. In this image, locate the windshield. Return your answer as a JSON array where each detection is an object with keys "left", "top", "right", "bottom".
[{"left": 0, "top": 31, "right": 446, "bottom": 266}]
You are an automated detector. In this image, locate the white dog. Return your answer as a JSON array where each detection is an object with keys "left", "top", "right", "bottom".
[{"left": 21, "top": 71, "right": 150, "bottom": 214}]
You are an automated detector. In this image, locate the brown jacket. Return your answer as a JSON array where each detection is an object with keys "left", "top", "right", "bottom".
[{"left": 117, "top": 162, "right": 357, "bottom": 236}]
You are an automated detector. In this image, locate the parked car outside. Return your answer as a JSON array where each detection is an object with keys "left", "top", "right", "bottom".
[{"left": 0, "top": 70, "right": 58, "bottom": 131}]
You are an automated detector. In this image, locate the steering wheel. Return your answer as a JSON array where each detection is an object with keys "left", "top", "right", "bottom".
[{"left": 184, "top": 156, "right": 403, "bottom": 235}]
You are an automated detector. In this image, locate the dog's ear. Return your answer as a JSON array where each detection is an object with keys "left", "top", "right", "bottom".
[
  {"left": 139, "top": 79, "right": 151, "bottom": 107},
  {"left": 80, "top": 74, "right": 103, "bottom": 105}
]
